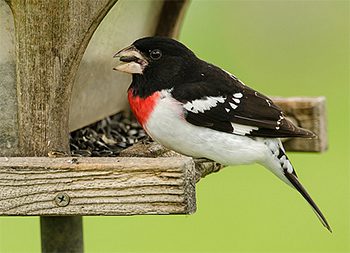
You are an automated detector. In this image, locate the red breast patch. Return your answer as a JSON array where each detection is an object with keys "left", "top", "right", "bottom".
[{"left": 128, "top": 89, "right": 161, "bottom": 126}]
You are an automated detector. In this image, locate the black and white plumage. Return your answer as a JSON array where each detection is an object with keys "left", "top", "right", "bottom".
[
  {"left": 113, "top": 37, "right": 331, "bottom": 232},
  {"left": 175, "top": 75, "right": 314, "bottom": 138}
]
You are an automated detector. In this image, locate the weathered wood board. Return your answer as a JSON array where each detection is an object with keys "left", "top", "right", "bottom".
[
  {"left": 119, "top": 141, "right": 223, "bottom": 182},
  {"left": 0, "top": 157, "right": 196, "bottom": 216},
  {"left": 0, "top": 0, "right": 18, "bottom": 156}
]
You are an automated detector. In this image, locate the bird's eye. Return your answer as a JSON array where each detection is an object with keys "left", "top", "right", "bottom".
[{"left": 150, "top": 49, "right": 162, "bottom": 60}]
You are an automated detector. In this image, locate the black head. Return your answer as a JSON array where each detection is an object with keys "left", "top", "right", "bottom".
[
  {"left": 133, "top": 37, "right": 195, "bottom": 60},
  {"left": 113, "top": 37, "right": 199, "bottom": 96}
]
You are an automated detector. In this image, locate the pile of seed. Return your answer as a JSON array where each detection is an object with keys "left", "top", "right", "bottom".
[{"left": 69, "top": 112, "right": 146, "bottom": 157}]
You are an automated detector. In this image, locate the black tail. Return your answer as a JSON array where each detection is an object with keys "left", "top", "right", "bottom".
[{"left": 284, "top": 172, "right": 332, "bottom": 232}]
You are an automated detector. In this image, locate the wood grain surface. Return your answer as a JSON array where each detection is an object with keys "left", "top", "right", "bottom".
[{"left": 0, "top": 157, "right": 196, "bottom": 216}]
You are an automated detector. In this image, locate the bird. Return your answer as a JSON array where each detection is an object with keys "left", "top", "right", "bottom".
[{"left": 113, "top": 36, "right": 331, "bottom": 232}]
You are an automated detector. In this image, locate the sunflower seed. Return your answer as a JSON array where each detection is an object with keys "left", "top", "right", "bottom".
[{"left": 70, "top": 112, "right": 146, "bottom": 157}]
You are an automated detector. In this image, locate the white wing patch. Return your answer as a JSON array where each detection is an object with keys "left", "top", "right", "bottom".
[
  {"left": 231, "top": 123, "right": 258, "bottom": 135},
  {"left": 232, "top": 98, "right": 240, "bottom": 104},
  {"left": 233, "top": 93, "right": 243, "bottom": 98},
  {"left": 183, "top": 96, "right": 225, "bottom": 113},
  {"left": 229, "top": 102, "right": 237, "bottom": 109}
]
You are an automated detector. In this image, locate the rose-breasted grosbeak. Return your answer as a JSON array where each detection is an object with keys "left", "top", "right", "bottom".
[{"left": 113, "top": 37, "right": 331, "bottom": 232}]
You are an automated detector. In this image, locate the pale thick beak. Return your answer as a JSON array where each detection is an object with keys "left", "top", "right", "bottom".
[{"left": 113, "top": 45, "right": 147, "bottom": 74}]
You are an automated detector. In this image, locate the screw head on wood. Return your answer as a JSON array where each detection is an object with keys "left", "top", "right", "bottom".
[{"left": 54, "top": 193, "right": 70, "bottom": 207}]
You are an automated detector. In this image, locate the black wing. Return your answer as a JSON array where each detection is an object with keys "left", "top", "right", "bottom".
[{"left": 171, "top": 67, "right": 315, "bottom": 138}]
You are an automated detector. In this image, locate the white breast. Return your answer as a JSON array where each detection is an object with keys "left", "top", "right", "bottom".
[{"left": 144, "top": 91, "right": 268, "bottom": 166}]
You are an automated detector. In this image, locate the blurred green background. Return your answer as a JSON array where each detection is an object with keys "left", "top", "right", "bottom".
[{"left": 0, "top": 0, "right": 349, "bottom": 252}]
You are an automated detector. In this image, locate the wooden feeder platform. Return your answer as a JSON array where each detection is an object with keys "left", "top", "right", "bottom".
[{"left": 0, "top": 0, "right": 328, "bottom": 252}]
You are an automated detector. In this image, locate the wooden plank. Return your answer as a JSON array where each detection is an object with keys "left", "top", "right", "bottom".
[
  {"left": 0, "top": 157, "right": 196, "bottom": 216},
  {"left": 120, "top": 141, "right": 223, "bottom": 182},
  {"left": 272, "top": 97, "right": 327, "bottom": 152}
]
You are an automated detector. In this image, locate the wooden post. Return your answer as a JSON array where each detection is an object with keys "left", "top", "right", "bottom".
[
  {"left": 5, "top": 0, "right": 117, "bottom": 252},
  {"left": 155, "top": 0, "right": 189, "bottom": 37},
  {"left": 7, "top": 0, "right": 117, "bottom": 155},
  {"left": 0, "top": 0, "right": 19, "bottom": 156},
  {"left": 40, "top": 217, "right": 84, "bottom": 253}
]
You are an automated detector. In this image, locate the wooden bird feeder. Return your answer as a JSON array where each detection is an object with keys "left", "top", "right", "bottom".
[{"left": 0, "top": 0, "right": 327, "bottom": 252}]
